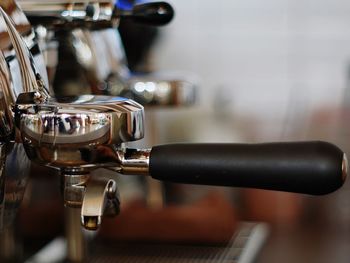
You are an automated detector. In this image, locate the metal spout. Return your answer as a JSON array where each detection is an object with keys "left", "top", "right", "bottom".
[{"left": 81, "top": 175, "right": 120, "bottom": 230}]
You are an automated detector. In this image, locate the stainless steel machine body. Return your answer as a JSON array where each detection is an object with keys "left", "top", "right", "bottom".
[
  {"left": 0, "top": 0, "right": 47, "bottom": 228},
  {"left": 17, "top": 0, "right": 196, "bottom": 106},
  {"left": 0, "top": 2, "right": 47, "bottom": 260}
]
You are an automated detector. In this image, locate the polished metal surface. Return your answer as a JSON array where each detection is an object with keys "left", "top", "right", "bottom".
[
  {"left": 0, "top": 2, "right": 37, "bottom": 139},
  {"left": 0, "top": 52, "right": 14, "bottom": 139},
  {"left": 0, "top": 8, "right": 50, "bottom": 100},
  {"left": 0, "top": 1, "right": 49, "bottom": 140},
  {"left": 1, "top": 3, "right": 146, "bottom": 236},
  {"left": 65, "top": 206, "right": 87, "bottom": 263},
  {"left": 0, "top": 143, "right": 31, "bottom": 232},
  {"left": 18, "top": 0, "right": 115, "bottom": 28},
  {"left": 0, "top": 11, "right": 32, "bottom": 262},
  {"left": 11, "top": 1, "right": 196, "bottom": 239},
  {"left": 82, "top": 175, "right": 120, "bottom": 230},
  {"left": 17, "top": 1, "right": 197, "bottom": 106},
  {"left": 1, "top": 2, "right": 259, "bottom": 261},
  {"left": 50, "top": 28, "right": 129, "bottom": 96},
  {"left": 16, "top": 1, "right": 124, "bottom": 96},
  {"left": 116, "top": 148, "right": 151, "bottom": 175},
  {"left": 0, "top": 0, "right": 47, "bottom": 87},
  {"left": 31, "top": 23, "right": 197, "bottom": 107},
  {"left": 127, "top": 74, "right": 197, "bottom": 106},
  {"left": 0, "top": 2, "right": 34, "bottom": 237},
  {"left": 62, "top": 171, "right": 120, "bottom": 230},
  {"left": 17, "top": 95, "right": 145, "bottom": 169},
  {"left": 63, "top": 173, "right": 89, "bottom": 207}
]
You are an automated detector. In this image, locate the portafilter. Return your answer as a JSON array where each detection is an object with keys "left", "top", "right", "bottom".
[{"left": 0, "top": 6, "right": 347, "bottom": 233}]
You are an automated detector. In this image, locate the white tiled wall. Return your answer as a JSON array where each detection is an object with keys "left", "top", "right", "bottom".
[
  {"left": 155, "top": 0, "right": 350, "bottom": 129},
  {"left": 151, "top": 0, "right": 350, "bottom": 142}
]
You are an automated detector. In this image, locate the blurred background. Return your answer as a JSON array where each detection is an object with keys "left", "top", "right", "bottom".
[
  {"left": 138, "top": 0, "right": 350, "bottom": 262},
  {"left": 152, "top": 0, "right": 349, "bottom": 143}
]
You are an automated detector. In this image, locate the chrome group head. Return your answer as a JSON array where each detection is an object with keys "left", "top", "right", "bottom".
[
  {"left": 16, "top": 94, "right": 144, "bottom": 171},
  {"left": 0, "top": 1, "right": 148, "bottom": 232}
]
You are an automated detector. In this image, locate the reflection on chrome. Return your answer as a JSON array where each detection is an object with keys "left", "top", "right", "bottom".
[
  {"left": 16, "top": 1, "right": 196, "bottom": 107},
  {"left": 17, "top": 0, "right": 116, "bottom": 28},
  {"left": 0, "top": 143, "right": 31, "bottom": 231},
  {"left": 0, "top": 52, "right": 14, "bottom": 139},
  {"left": 0, "top": 2, "right": 39, "bottom": 239},
  {"left": 81, "top": 175, "right": 120, "bottom": 230},
  {"left": 128, "top": 78, "right": 197, "bottom": 106},
  {"left": 16, "top": 95, "right": 144, "bottom": 168}
]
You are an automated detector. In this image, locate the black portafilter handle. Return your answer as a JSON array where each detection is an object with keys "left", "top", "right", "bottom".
[
  {"left": 115, "top": 2, "right": 174, "bottom": 26},
  {"left": 149, "top": 141, "right": 348, "bottom": 195}
]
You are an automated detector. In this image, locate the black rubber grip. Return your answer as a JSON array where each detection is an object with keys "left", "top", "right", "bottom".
[
  {"left": 131, "top": 2, "right": 174, "bottom": 26},
  {"left": 149, "top": 141, "right": 346, "bottom": 195}
]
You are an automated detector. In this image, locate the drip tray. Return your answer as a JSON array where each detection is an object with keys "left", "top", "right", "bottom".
[{"left": 26, "top": 223, "right": 269, "bottom": 263}]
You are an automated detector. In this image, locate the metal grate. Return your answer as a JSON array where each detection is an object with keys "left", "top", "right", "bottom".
[{"left": 89, "top": 223, "right": 268, "bottom": 263}]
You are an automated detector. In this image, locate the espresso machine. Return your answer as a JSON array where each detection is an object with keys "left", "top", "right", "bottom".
[
  {"left": 16, "top": 0, "right": 195, "bottom": 107},
  {"left": 0, "top": 1, "right": 348, "bottom": 262},
  {"left": 16, "top": 0, "right": 196, "bottom": 210}
]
